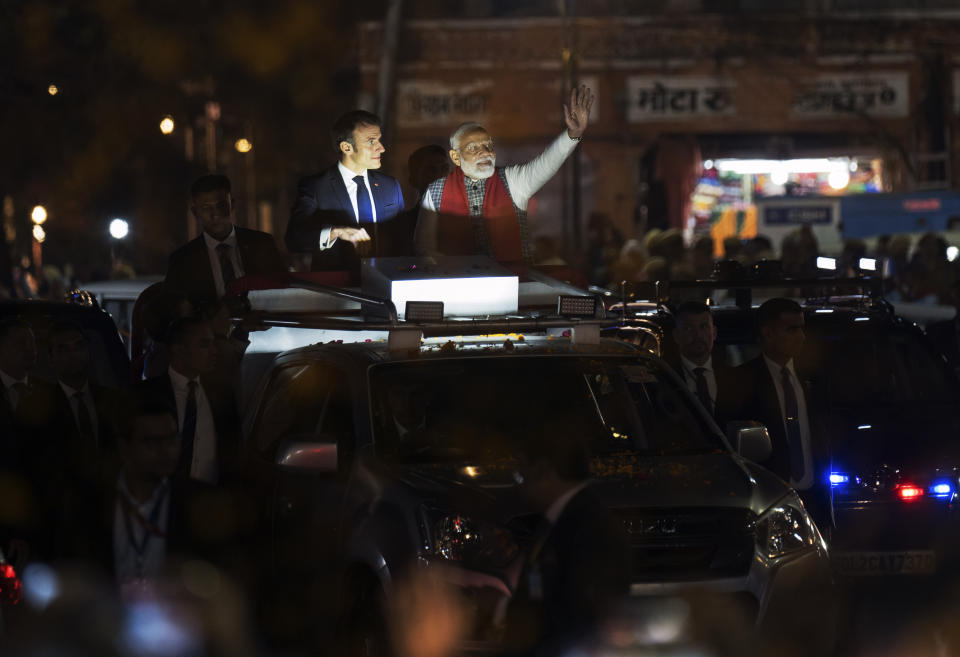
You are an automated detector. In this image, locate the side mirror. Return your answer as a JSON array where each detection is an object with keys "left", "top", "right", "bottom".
[
  {"left": 726, "top": 421, "right": 772, "bottom": 463},
  {"left": 276, "top": 441, "right": 338, "bottom": 473}
]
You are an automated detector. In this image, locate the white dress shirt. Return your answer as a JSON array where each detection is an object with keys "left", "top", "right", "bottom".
[
  {"left": 318, "top": 163, "right": 379, "bottom": 250},
  {"left": 680, "top": 355, "right": 717, "bottom": 413},
  {"left": 59, "top": 380, "right": 98, "bottom": 442},
  {"left": 416, "top": 131, "right": 580, "bottom": 255},
  {"left": 114, "top": 474, "right": 170, "bottom": 589},
  {"left": 762, "top": 355, "right": 814, "bottom": 490},
  {"left": 168, "top": 366, "right": 218, "bottom": 484},
  {"left": 0, "top": 369, "right": 29, "bottom": 409},
  {"left": 202, "top": 227, "right": 245, "bottom": 298}
]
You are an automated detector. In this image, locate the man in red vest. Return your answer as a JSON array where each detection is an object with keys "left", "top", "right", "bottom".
[{"left": 414, "top": 85, "right": 594, "bottom": 263}]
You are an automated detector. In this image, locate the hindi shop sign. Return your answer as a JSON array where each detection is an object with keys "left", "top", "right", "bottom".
[
  {"left": 763, "top": 204, "right": 835, "bottom": 226},
  {"left": 626, "top": 77, "right": 736, "bottom": 122},
  {"left": 791, "top": 72, "right": 909, "bottom": 118},
  {"left": 396, "top": 80, "right": 492, "bottom": 129}
]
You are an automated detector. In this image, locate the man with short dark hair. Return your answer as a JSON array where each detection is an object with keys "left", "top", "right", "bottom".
[
  {"left": 0, "top": 317, "right": 36, "bottom": 418},
  {"left": 165, "top": 174, "right": 285, "bottom": 307},
  {"left": 415, "top": 86, "right": 593, "bottom": 263},
  {"left": 724, "top": 299, "right": 827, "bottom": 498},
  {"left": 286, "top": 110, "right": 405, "bottom": 272},
  {"left": 672, "top": 301, "right": 730, "bottom": 418},
  {"left": 135, "top": 316, "right": 238, "bottom": 484}
]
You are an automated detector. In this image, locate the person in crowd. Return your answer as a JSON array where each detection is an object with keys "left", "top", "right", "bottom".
[
  {"left": 911, "top": 232, "right": 953, "bottom": 303},
  {"left": 0, "top": 317, "right": 37, "bottom": 425},
  {"left": 688, "top": 234, "right": 715, "bottom": 279},
  {"left": 584, "top": 211, "right": 623, "bottom": 285},
  {"left": 392, "top": 145, "right": 452, "bottom": 257},
  {"left": 925, "top": 278, "right": 960, "bottom": 376},
  {"left": 503, "top": 425, "right": 630, "bottom": 656},
  {"left": 137, "top": 283, "right": 194, "bottom": 380},
  {"left": 165, "top": 174, "right": 285, "bottom": 308},
  {"left": 54, "top": 394, "right": 232, "bottom": 596},
  {"left": 720, "top": 298, "right": 829, "bottom": 523},
  {"left": 672, "top": 301, "right": 731, "bottom": 419},
  {"left": 286, "top": 110, "right": 405, "bottom": 272},
  {"left": 198, "top": 299, "right": 249, "bottom": 399},
  {"left": 415, "top": 85, "right": 594, "bottom": 263},
  {"left": 135, "top": 316, "right": 238, "bottom": 485}
]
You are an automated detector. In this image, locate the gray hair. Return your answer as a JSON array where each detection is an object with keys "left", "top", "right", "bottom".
[{"left": 449, "top": 122, "right": 485, "bottom": 151}]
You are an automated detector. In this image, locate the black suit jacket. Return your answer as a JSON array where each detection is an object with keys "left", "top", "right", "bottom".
[
  {"left": 505, "top": 485, "right": 631, "bottom": 656},
  {"left": 285, "top": 166, "right": 405, "bottom": 272},
  {"left": 722, "top": 357, "right": 829, "bottom": 490},
  {"left": 675, "top": 359, "right": 734, "bottom": 420},
  {"left": 133, "top": 373, "right": 240, "bottom": 484},
  {"left": 165, "top": 226, "right": 285, "bottom": 307}
]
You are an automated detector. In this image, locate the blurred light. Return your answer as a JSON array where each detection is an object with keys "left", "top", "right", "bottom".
[
  {"left": 849, "top": 160, "right": 859, "bottom": 172},
  {"left": 462, "top": 466, "right": 480, "bottom": 478},
  {"left": 947, "top": 246, "right": 959, "bottom": 262},
  {"left": 817, "top": 256, "right": 836, "bottom": 271},
  {"left": 770, "top": 169, "right": 788, "bottom": 185},
  {"left": 234, "top": 138, "right": 253, "bottom": 153},
  {"left": 31, "top": 205, "right": 47, "bottom": 224},
  {"left": 109, "top": 218, "right": 129, "bottom": 240},
  {"left": 716, "top": 158, "right": 851, "bottom": 175},
  {"left": 47, "top": 84, "right": 58, "bottom": 96},
  {"left": 859, "top": 257, "right": 877, "bottom": 271},
  {"left": 703, "top": 159, "right": 714, "bottom": 170},
  {"left": 122, "top": 600, "right": 202, "bottom": 657},
  {"left": 930, "top": 482, "right": 953, "bottom": 498},
  {"left": 828, "top": 169, "right": 850, "bottom": 190},
  {"left": 159, "top": 116, "right": 175, "bottom": 135},
  {"left": 815, "top": 308, "right": 834, "bottom": 314},
  {"left": 898, "top": 484, "right": 924, "bottom": 501},
  {"left": 857, "top": 424, "right": 872, "bottom": 430},
  {"left": 829, "top": 473, "right": 850, "bottom": 485},
  {"left": 22, "top": 563, "right": 58, "bottom": 610},
  {"left": 32, "top": 224, "right": 46, "bottom": 243}
]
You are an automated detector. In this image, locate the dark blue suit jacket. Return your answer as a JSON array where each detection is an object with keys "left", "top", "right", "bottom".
[{"left": 285, "top": 166, "right": 405, "bottom": 272}]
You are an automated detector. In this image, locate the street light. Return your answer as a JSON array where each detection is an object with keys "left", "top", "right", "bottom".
[
  {"left": 159, "top": 116, "right": 175, "bottom": 135},
  {"left": 31, "top": 205, "right": 47, "bottom": 225},
  {"left": 48, "top": 84, "right": 59, "bottom": 96},
  {"left": 234, "top": 138, "right": 252, "bottom": 153},
  {"left": 109, "top": 218, "right": 129, "bottom": 240},
  {"left": 32, "top": 225, "right": 46, "bottom": 243}
]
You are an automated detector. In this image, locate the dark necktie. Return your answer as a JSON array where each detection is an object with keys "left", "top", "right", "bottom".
[
  {"left": 216, "top": 243, "right": 236, "bottom": 286},
  {"left": 178, "top": 380, "right": 198, "bottom": 473},
  {"left": 693, "top": 367, "right": 712, "bottom": 413},
  {"left": 353, "top": 175, "right": 373, "bottom": 222},
  {"left": 73, "top": 391, "right": 96, "bottom": 445},
  {"left": 781, "top": 367, "right": 805, "bottom": 482},
  {"left": 10, "top": 382, "right": 27, "bottom": 410}
]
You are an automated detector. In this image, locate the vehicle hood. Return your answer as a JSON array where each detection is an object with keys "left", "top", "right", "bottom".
[
  {"left": 390, "top": 450, "right": 780, "bottom": 520},
  {"left": 830, "top": 404, "right": 960, "bottom": 475}
]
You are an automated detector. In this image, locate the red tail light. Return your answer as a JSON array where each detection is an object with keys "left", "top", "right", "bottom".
[
  {"left": 0, "top": 562, "right": 22, "bottom": 604},
  {"left": 898, "top": 484, "right": 924, "bottom": 501}
]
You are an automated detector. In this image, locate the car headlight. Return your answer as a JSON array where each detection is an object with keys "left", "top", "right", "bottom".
[{"left": 753, "top": 492, "right": 823, "bottom": 560}]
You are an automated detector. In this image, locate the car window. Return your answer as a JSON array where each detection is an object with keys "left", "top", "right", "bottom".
[
  {"left": 253, "top": 362, "right": 354, "bottom": 456},
  {"left": 887, "top": 329, "right": 956, "bottom": 404},
  {"left": 370, "top": 356, "right": 723, "bottom": 464}
]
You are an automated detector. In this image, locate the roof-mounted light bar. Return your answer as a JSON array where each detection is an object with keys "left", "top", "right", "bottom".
[
  {"left": 404, "top": 301, "right": 444, "bottom": 323},
  {"left": 557, "top": 295, "right": 598, "bottom": 317}
]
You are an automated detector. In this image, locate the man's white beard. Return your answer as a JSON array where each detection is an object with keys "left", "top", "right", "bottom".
[{"left": 462, "top": 156, "right": 496, "bottom": 180}]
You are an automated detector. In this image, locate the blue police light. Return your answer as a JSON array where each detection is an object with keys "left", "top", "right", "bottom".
[
  {"left": 930, "top": 482, "right": 953, "bottom": 498},
  {"left": 829, "top": 473, "right": 850, "bottom": 486}
]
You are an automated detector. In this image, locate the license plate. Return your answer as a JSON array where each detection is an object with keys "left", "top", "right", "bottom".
[{"left": 835, "top": 550, "right": 936, "bottom": 575}]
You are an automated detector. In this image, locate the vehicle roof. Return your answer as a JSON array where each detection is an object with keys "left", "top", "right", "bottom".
[{"left": 79, "top": 276, "right": 163, "bottom": 299}]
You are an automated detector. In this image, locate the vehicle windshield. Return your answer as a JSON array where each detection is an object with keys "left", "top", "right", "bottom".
[{"left": 370, "top": 355, "right": 724, "bottom": 464}]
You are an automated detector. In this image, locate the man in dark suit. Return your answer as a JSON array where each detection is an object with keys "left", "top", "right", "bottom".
[
  {"left": 671, "top": 300, "right": 732, "bottom": 420},
  {"left": 285, "top": 110, "right": 405, "bottom": 272},
  {"left": 135, "top": 316, "right": 238, "bottom": 485},
  {"left": 925, "top": 279, "right": 960, "bottom": 376},
  {"left": 166, "top": 174, "right": 285, "bottom": 308},
  {"left": 722, "top": 298, "right": 830, "bottom": 522},
  {"left": 504, "top": 427, "right": 630, "bottom": 656}
]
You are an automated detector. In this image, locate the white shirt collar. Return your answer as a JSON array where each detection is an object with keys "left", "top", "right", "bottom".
[
  {"left": 59, "top": 379, "right": 90, "bottom": 398},
  {"left": 202, "top": 226, "right": 237, "bottom": 251},
  {"left": 763, "top": 354, "right": 796, "bottom": 379},
  {"left": 680, "top": 355, "right": 713, "bottom": 374},
  {"left": 339, "top": 162, "right": 368, "bottom": 186},
  {"left": 0, "top": 369, "right": 27, "bottom": 389},
  {"left": 168, "top": 365, "right": 197, "bottom": 388},
  {"left": 545, "top": 481, "right": 590, "bottom": 524}
]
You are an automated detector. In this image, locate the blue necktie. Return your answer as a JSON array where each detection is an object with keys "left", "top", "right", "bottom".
[
  {"left": 353, "top": 175, "right": 373, "bottom": 222},
  {"left": 781, "top": 367, "right": 805, "bottom": 482}
]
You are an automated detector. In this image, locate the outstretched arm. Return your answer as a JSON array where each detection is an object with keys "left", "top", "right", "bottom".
[{"left": 504, "top": 85, "right": 594, "bottom": 208}]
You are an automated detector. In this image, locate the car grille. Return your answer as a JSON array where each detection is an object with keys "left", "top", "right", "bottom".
[{"left": 613, "top": 507, "right": 756, "bottom": 583}]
